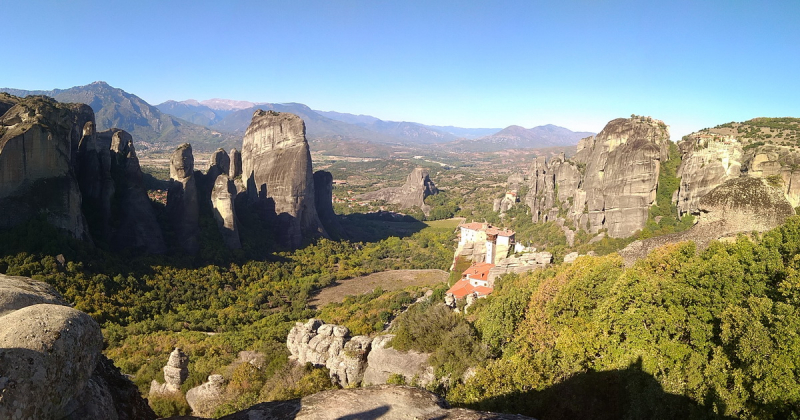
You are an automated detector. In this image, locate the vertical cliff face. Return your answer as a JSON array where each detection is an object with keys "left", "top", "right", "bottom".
[
  {"left": 167, "top": 143, "right": 200, "bottom": 254},
  {"left": 675, "top": 135, "right": 743, "bottom": 215},
  {"left": 241, "top": 110, "right": 326, "bottom": 248},
  {"left": 524, "top": 116, "right": 671, "bottom": 238},
  {"left": 211, "top": 174, "right": 242, "bottom": 250},
  {"left": 104, "top": 129, "right": 167, "bottom": 254},
  {"left": 0, "top": 96, "right": 91, "bottom": 239}
]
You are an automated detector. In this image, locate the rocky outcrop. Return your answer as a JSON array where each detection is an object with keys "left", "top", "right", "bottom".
[
  {"left": 356, "top": 168, "right": 439, "bottom": 214},
  {"left": 313, "top": 170, "right": 344, "bottom": 239},
  {"left": 186, "top": 374, "right": 227, "bottom": 417},
  {"left": 525, "top": 116, "right": 671, "bottom": 238},
  {"left": 102, "top": 129, "right": 166, "bottom": 253},
  {"left": 211, "top": 174, "right": 242, "bottom": 249},
  {"left": 150, "top": 348, "right": 190, "bottom": 397},
  {"left": 229, "top": 148, "right": 242, "bottom": 179},
  {"left": 0, "top": 96, "right": 91, "bottom": 239},
  {"left": 241, "top": 110, "right": 326, "bottom": 248},
  {"left": 209, "top": 385, "right": 534, "bottom": 420},
  {"left": 739, "top": 144, "right": 800, "bottom": 207},
  {"left": 286, "top": 319, "right": 371, "bottom": 387},
  {"left": 0, "top": 94, "right": 165, "bottom": 254},
  {"left": 487, "top": 252, "right": 553, "bottom": 282},
  {"left": 619, "top": 177, "right": 796, "bottom": 265},
  {"left": 675, "top": 134, "right": 743, "bottom": 215},
  {"left": 363, "top": 335, "right": 435, "bottom": 387},
  {"left": 167, "top": 143, "right": 200, "bottom": 254},
  {"left": 207, "top": 148, "right": 230, "bottom": 183},
  {"left": 0, "top": 274, "right": 156, "bottom": 420}
]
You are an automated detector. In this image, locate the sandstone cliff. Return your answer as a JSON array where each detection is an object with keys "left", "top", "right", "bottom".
[
  {"left": 619, "top": 177, "right": 796, "bottom": 265},
  {"left": 313, "top": 170, "right": 345, "bottom": 239},
  {"left": 0, "top": 96, "right": 92, "bottom": 239},
  {"left": 0, "top": 273, "right": 156, "bottom": 420},
  {"left": 675, "top": 134, "right": 743, "bottom": 215},
  {"left": 355, "top": 167, "right": 439, "bottom": 214},
  {"left": 241, "top": 110, "right": 327, "bottom": 248},
  {"left": 167, "top": 143, "right": 200, "bottom": 254},
  {"left": 211, "top": 174, "right": 242, "bottom": 249},
  {"left": 525, "top": 116, "right": 671, "bottom": 238}
]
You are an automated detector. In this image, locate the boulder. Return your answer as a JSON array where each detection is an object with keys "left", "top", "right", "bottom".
[
  {"left": 363, "top": 335, "right": 435, "bottom": 387},
  {"left": 167, "top": 143, "right": 200, "bottom": 254},
  {"left": 186, "top": 374, "right": 227, "bottom": 418},
  {"left": 241, "top": 110, "right": 327, "bottom": 248},
  {"left": 0, "top": 274, "right": 156, "bottom": 420},
  {"left": 211, "top": 174, "right": 242, "bottom": 249}
]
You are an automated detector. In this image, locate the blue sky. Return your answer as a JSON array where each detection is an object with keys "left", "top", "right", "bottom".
[{"left": 2, "top": 0, "right": 799, "bottom": 139}]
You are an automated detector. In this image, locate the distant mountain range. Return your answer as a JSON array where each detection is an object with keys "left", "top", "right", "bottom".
[
  {"left": 1, "top": 81, "right": 594, "bottom": 153},
  {"left": 0, "top": 82, "right": 238, "bottom": 151}
]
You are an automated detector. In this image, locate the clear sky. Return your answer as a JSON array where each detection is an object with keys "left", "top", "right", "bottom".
[{"left": 2, "top": 0, "right": 799, "bottom": 139}]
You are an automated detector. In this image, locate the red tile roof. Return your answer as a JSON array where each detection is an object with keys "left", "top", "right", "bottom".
[
  {"left": 446, "top": 279, "right": 493, "bottom": 299},
  {"left": 460, "top": 222, "right": 486, "bottom": 231},
  {"left": 462, "top": 262, "right": 494, "bottom": 281},
  {"left": 460, "top": 222, "right": 514, "bottom": 236}
]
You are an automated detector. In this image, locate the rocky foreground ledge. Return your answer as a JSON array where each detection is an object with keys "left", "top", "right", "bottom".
[{"left": 166, "top": 385, "right": 534, "bottom": 420}]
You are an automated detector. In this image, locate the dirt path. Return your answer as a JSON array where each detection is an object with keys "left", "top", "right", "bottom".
[{"left": 309, "top": 269, "right": 449, "bottom": 309}]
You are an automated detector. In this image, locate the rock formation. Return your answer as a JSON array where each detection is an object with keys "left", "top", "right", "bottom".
[
  {"left": 186, "top": 374, "right": 227, "bottom": 417},
  {"left": 619, "top": 177, "right": 796, "bottom": 265},
  {"left": 211, "top": 174, "right": 242, "bottom": 249},
  {"left": 150, "top": 348, "right": 189, "bottom": 397},
  {"left": 0, "top": 96, "right": 91, "bottom": 239},
  {"left": 207, "top": 148, "right": 231, "bottom": 183},
  {"left": 313, "top": 170, "right": 344, "bottom": 239},
  {"left": 0, "top": 94, "right": 166, "bottom": 254},
  {"left": 102, "top": 129, "right": 166, "bottom": 253},
  {"left": 675, "top": 134, "right": 743, "bottom": 215},
  {"left": 356, "top": 168, "right": 439, "bottom": 215},
  {"left": 229, "top": 148, "right": 242, "bottom": 179},
  {"left": 0, "top": 273, "right": 156, "bottom": 420},
  {"left": 207, "top": 385, "right": 534, "bottom": 420},
  {"left": 241, "top": 110, "right": 327, "bottom": 248},
  {"left": 487, "top": 251, "right": 553, "bottom": 282},
  {"left": 363, "top": 334, "right": 435, "bottom": 386},
  {"left": 167, "top": 143, "right": 200, "bottom": 254},
  {"left": 524, "top": 116, "right": 671, "bottom": 238},
  {"left": 286, "top": 319, "right": 372, "bottom": 387}
]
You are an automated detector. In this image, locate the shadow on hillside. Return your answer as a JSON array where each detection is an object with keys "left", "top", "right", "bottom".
[
  {"left": 465, "top": 358, "right": 736, "bottom": 420},
  {"left": 338, "top": 212, "right": 426, "bottom": 243}
]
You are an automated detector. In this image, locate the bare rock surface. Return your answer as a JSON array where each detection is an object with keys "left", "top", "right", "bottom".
[
  {"left": 242, "top": 110, "right": 326, "bottom": 248},
  {"left": 676, "top": 134, "right": 742, "bottom": 215},
  {"left": 0, "top": 95, "right": 91, "bottom": 239},
  {"left": 313, "top": 170, "right": 344, "bottom": 239},
  {"left": 199, "top": 385, "right": 535, "bottom": 420},
  {"left": 356, "top": 168, "right": 439, "bottom": 214},
  {"left": 211, "top": 174, "right": 242, "bottom": 249},
  {"left": 619, "top": 177, "right": 795, "bottom": 265},
  {"left": 286, "top": 319, "right": 370, "bottom": 387},
  {"left": 229, "top": 148, "right": 242, "bottom": 179},
  {"left": 363, "top": 334, "right": 435, "bottom": 387},
  {"left": 186, "top": 374, "right": 227, "bottom": 418},
  {"left": 525, "top": 116, "right": 671, "bottom": 238},
  {"left": 0, "top": 274, "right": 156, "bottom": 420},
  {"left": 167, "top": 143, "right": 200, "bottom": 254},
  {"left": 150, "top": 347, "right": 190, "bottom": 397},
  {"left": 488, "top": 252, "right": 553, "bottom": 282}
]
